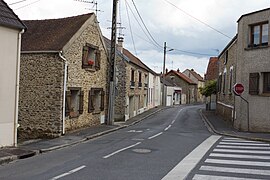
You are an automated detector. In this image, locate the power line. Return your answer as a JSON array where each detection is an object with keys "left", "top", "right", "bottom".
[
  {"left": 168, "top": 47, "right": 216, "bottom": 56},
  {"left": 125, "top": 0, "right": 161, "bottom": 50},
  {"left": 8, "top": 0, "right": 27, "bottom": 6},
  {"left": 163, "top": 0, "right": 232, "bottom": 39},
  {"left": 15, "top": 0, "right": 42, "bottom": 10},
  {"left": 124, "top": 0, "right": 137, "bottom": 55},
  {"left": 130, "top": 0, "right": 163, "bottom": 48}
]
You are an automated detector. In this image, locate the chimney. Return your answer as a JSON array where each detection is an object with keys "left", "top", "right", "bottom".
[
  {"left": 177, "top": 68, "right": 180, "bottom": 73},
  {"left": 166, "top": 68, "right": 168, "bottom": 74},
  {"left": 191, "top": 69, "right": 194, "bottom": 71},
  {"left": 117, "top": 37, "right": 124, "bottom": 53}
]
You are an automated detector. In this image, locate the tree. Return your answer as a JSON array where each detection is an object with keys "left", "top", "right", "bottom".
[{"left": 199, "top": 80, "right": 217, "bottom": 97}]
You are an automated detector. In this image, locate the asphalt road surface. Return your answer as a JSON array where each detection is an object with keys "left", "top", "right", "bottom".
[{"left": 0, "top": 105, "right": 221, "bottom": 180}]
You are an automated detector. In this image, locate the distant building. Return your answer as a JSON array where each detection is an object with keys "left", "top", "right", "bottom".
[{"left": 0, "top": 0, "right": 26, "bottom": 146}]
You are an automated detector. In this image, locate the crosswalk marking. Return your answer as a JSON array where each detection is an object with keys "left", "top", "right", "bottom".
[
  {"left": 190, "top": 137, "right": 270, "bottom": 179},
  {"left": 213, "top": 148, "right": 270, "bottom": 154},
  {"left": 221, "top": 139, "right": 265, "bottom": 143},
  {"left": 205, "top": 158, "right": 270, "bottom": 167},
  {"left": 217, "top": 145, "right": 270, "bottom": 149},
  {"left": 200, "top": 165, "right": 270, "bottom": 176},
  {"left": 192, "top": 174, "right": 262, "bottom": 180},
  {"left": 219, "top": 142, "right": 269, "bottom": 146},
  {"left": 210, "top": 153, "right": 270, "bottom": 160}
]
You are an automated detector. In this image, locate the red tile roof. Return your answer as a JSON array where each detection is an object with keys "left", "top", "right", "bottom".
[
  {"left": 0, "top": 0, "right": 26, "bottom": 30},
  {"left": 205, "top": 57, "right": 218, "bottom": 81},
  {"left": 167, "top": 70, "right": 197, "bottom": 85},
  {"left": 22, "top": 13, "right": 93, "bottom": 51}
]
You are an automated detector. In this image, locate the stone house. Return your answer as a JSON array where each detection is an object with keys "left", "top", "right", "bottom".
[
  {"left": 165, "top": 69, "right": 197, "bottom": 104},
  {"left": 19, "top": 13, "right": 109, "bottom": 139},
  {"left": 234, "top": 8, "right": 270, "bottom": 132},
  {"left": 161, "top": 78, "right": 182, "bottom": 106},
  {"left": 204, "top": 57, "right": 219, "bottom": 110},
  {"left": 0, "top": 0, "right": 26, "bottom": 146},
  {"left": 183, "top": 69, "right": 205, "bottom": 103},
  {"left": 216, "top": 36, "right": 237, "bottom": 122}
]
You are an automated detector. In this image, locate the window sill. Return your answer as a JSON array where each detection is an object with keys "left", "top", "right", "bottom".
[
  {"left": 130, "top": 86, "right": 135, "bottom": 89},
  {"left": 84, "top": 67, "right": 96, "bottom": 72},
  {"left": 259, "top": 93, "right": 270, "bottom": 97},
  {"left": 245, "top": 45, "right": 269, "bottom": 51}
]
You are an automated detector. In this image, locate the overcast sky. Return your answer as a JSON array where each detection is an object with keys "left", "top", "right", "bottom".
[{"left": 6, "top": 0, "right": 270, "bottom": 76}]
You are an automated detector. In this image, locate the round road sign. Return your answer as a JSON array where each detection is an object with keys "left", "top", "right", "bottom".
[{"left": 233, "top": 83, "right": 244, "bottom": 96}]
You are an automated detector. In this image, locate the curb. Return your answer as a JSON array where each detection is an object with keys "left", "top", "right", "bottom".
[
  {"left": 0, "top": 155, "right": 17, "bottom": 165},
  {"left": 199, "top": 109, "right": 270, "bottom": 143}
]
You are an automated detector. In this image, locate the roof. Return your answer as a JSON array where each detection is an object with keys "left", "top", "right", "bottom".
[
  {"left": 0, "top": 0, "right": 26, "bottom": 30},
  {"left": 22, "top": 13, "right": 93, "bottom": 51},
  {"left": 218, "top": 34, "right": 237, "bottom": 58},
  {"left": 166, "top": 70, "right": 197, "bottom": 85},
  {"left": 237, "top": 7, "right": 270, "bottom": 22},
  {"left": 185, "top": 69, "right": 204, "bottom": 82},
  {"left": 205, "top": 57, "right": 218, "bottom": 81}
]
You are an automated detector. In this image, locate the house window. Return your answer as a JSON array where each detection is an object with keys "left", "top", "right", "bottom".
[
  {"left": 229, "top": 66, "right": 233, "bottom": 93},
  {"left": 138, "top": 71, "right": 142, "bottom": 87},
  {"left": 144, "top": 74, "right": 148, "bottom": 89},
  {"left": 218, "top": 74, "right": 222, "bottom": 93},
  {"left": 249, "top": 22, "right": 268, "bottom": 47},
  {"left": 88, "top": 88, "right": 105, "bottom": 113},
  {"left": 130, "top": 69, "right": 135, "bottom": 88},
  {"left": 65, "top": 88, "right": 84, "bottom": 118},
  {"left": 223, "top": 69, "right": 227, "bottom": 94},
  {"left": 82, "top": 43, "right": 101, "bottom": 70},
  {"left": 249, "top": 73, "right": 259, "bottom": 95},
  {"left": 263, "top": 72, "right": 270, "bottom": 93},
  {"left": 224, "top": 50, "right": 228, "bottom": 65}
]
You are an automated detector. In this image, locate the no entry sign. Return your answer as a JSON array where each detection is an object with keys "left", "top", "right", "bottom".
[{"left": 233, "top": 83, "right": 244, "bottom": 96}]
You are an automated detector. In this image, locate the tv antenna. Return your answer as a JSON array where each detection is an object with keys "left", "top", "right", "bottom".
[{"left": 74, "top": 0, "right": 103, "bottom": 19}]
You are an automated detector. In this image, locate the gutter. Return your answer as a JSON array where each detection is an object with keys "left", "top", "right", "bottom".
[
  {"left": 14, "top": 29, "right": 25, "bottom": 146},
  {"left": 58, "top": 51, "right": 67, "bottom": 135}
]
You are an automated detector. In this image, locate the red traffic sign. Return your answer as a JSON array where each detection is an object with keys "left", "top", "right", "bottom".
[{"left": 233, "top": 83, "right": 244, "bottom": 96}]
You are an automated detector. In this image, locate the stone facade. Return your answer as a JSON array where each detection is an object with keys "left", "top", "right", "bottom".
[
  {"left": 19, "top": 53, "right": 65, "bottom": 139},
  {"left": 19, "top": 14, "right": 109, "bottom": 139},
  {"left": 217, "top": 37, "right": 237, "bottom": 122},
  {"left": 235, "top": 9, "right": 270, "bottom": 132}
]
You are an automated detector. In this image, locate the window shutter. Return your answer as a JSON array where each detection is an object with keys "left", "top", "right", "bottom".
[
  {"left": 95, "top": 50, "right": 101, "bottom": 70},
  {"left": 249, "top": 73, "right": 259, "bottom": 95},
  {"left": 65, "top": 91, "right": 71, "bottom": 116},
  {"left": 88, "top": 89, "right": 95, "bottom": 112},
  {"left": 79, "top": 90, "right": 84, "bottom": 114},
  {"left": 82, "top": 46, "right": 89, "bottom": 67},
  {"left": 100, "top": 90, "right": 105, "bottom": 111}
]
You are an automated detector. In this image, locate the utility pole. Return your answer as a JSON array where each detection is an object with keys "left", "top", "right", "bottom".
[
  {"left": 162, "top": 42, "right": 167, "bottom": 106},
  {"left": 108, "top": 0, "right": 118, "bottom": 125}
]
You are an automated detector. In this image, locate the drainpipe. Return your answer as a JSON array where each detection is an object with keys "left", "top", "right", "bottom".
[
  {"left": 14, "top": 29, "right": 24, "bottom": 146},
  {"left": 59, "top": 51, "right": 67, "bottom": 135}
]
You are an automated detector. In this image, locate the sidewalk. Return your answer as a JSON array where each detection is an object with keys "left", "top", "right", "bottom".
[
  {"left": 0, "top": 106, "right": 166, "bottom": 165},
  {"left": 201, "top": 109, "right": 270, "bottom": 142}
]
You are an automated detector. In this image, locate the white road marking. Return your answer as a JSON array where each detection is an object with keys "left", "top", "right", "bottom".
[
  {"left": 217, "top": 145, "right": 270, "bottom": 149},
  {"left": 192, "top": 174, "right": 261, "bottom": 180},
  {"left": 219, "top": 142, "right": 269, "bottom": 146},
  {"left": 214, "top": 148, "right": 270, "bottom": 154},
  {"left": 103, "top": 142, "right": 141, "bottom": 159},
  {"left": 200, "top": 165, "right": 270, "bottom": 176},
  {"left": 127, "top": 130, "right": 143, "bottom": 133},
  {"left": 221, "top": 139, "right": 265, "bottom": 143},
  {"left": 162, "top": 135, "right": 221, "bottom": 180},
  {"left": 210, "top": 153, "right": 270, "bottom": 160},
  {"left": 50, "top": 165, "right": 86, "bottom": 180},
  {"left": 171, "top": 120, "right": 175, "bottom": 124},
  {"left": 148, "top": 132, "right": 163, "bottom": 140},
  {"left": 164, "top": 125, "right": 172, "bottom": 131},
  {"left": 205, "top": 158, "right": 270, "bottom": 167}
]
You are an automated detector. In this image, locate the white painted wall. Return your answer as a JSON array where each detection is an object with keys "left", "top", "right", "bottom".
[
  {"left": 154, "top": 76, "right": 161, "bottom": 106},
  {"left": 0, "top": 26, "right": 20, "bottom": 147},
  {"left": 148, "top": 73, "right": 154, "bottom": 108}
]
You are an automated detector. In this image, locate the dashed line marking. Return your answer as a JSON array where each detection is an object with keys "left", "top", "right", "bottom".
[
  {"left": 103, "top": 142, "right": 141, "bottom": 159},
  {"left": 148, "top": 132, "right": 163, "bottom": 140},
  {"left": 50, "top": 165, "right": 86, "bottom": 180},
  {"left": 164, "top": 125, "right": 172, "bottom": 131}
]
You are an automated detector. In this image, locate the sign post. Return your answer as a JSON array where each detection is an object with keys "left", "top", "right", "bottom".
[{"left": 233, "top": 83, "right": 249, "bottom": 131}]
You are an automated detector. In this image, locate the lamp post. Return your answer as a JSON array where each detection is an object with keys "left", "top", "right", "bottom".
[{"left": 162, "top": 42, "right": 174, "bottom": 106}]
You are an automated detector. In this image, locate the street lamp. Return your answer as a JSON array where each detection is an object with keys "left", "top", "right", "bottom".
[{"left": 162, "top": 42, "right": 174, "bottom": 106}]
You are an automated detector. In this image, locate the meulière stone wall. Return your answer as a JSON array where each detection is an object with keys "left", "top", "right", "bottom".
[
  {"left": 114, "top": 54, "right": 127, "bottom": 121},
  {"left": 18, "top": 53, "right": 65, "bottom": 139},
  {"left": 64, "top": 17, "right": 109, "bottom": 131}
]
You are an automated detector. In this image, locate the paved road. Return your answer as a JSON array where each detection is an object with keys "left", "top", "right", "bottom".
[
  {"left": 187, "top": 137, "right": 270, "bottom": 180},
  {"left": 0, "top": 105, "right": 212, "bottom": 180}
]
